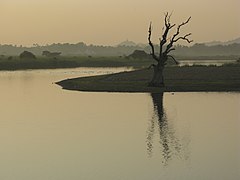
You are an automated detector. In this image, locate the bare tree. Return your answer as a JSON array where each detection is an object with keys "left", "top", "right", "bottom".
[{"left": 148, "top": 13, "right": 193, "bottom": 87}]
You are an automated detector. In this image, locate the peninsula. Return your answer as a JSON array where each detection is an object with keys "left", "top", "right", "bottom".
[{"left": 56, "top": 66, "right": 240, "bottom": 93}]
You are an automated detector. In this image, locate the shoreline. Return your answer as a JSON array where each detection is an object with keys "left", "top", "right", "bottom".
[
  {"left": 0, "top": 56, "right": 238, "bottom": 71},
  {"left": 56, "top": 66, "right": 240, "bottom": 93}
]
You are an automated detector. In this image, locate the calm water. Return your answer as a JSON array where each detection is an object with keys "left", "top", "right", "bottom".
[
  {"left": 179, "top": 59, "right": 237, "bottom": 66},
  {"left": 0, "top": 68, "right": 239, "bottom": 180}
]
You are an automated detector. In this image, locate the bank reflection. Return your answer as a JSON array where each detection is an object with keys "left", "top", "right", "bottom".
[{"left": 147, "top": 93, "right": 182, "bottom": 165}]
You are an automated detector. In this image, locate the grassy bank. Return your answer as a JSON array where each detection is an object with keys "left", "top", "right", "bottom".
[{"left": 56, "top": 66, "right": 240, "bottom": 93}]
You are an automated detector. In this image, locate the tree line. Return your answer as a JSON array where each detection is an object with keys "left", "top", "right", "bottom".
[{"left": 0, "top": 41, "right": 239, "bottom": 57}]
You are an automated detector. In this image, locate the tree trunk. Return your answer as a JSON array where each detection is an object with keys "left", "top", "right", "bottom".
[{"left": 148, "top": 65, "right": 165, "bottom": 87}]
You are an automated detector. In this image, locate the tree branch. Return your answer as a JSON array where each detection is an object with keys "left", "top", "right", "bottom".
[
  {"left": 164, "top": 16, "right": 192, "bottom": 54},
  {"left": 167, "top": 55, "right": 179, "bottom": 65},
  {"left": 148, "top": 64, "right": 156, "bottom": 69},
  {"left": 166, "top": 48, "right": 176, "bottom": 54},
  {"left": 159, "top": 13, "right": 175, "bottom": 58},
  {"left": 173, "top": 33, "right": 193, "bottom": 43},
  {"left": 148, "top": 22, "right": 159, "bottom": 61},
  {"left": 172, "top": 17, "right": 191, "bottom": 41}
]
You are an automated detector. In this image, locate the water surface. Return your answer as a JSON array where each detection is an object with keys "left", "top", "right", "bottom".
[
  {"left": 179, "top": 59, "right": 236, "bottom": 66},
  {"left": 0, "top": 68, "right": 239, "bottom": 180}
]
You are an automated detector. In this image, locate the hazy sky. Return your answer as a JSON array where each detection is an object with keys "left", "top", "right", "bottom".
[{"left": 0, "top": 0, "right": 239, "bottom": 46}]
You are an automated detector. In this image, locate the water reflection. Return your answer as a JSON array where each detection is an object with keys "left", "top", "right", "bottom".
[{"left": 147, "top": 93, "right": 182, "bottom": 165}]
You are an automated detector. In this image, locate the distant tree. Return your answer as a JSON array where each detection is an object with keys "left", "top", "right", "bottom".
[
  {"left": 128, "top": 50, "right": 151, "bottom": 59},
  {"left": 19, "top": 51, "right": 36, "bottom": 59},
  {"left": 148, "top": 13, "right": 192, "bottom": 87},
  {"left": 42, "top": 50, "right": 61, "bottom": 58},
  {"left": 8, "top": 56, "right": 13, "bottom": 60}
]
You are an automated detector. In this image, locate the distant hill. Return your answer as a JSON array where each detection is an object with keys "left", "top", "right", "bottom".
[
  {"left": 225, "top": 37, "right": 240, "bottom": 45},
  {"left": 117, "top": 40, "right": 137, "bottom": 47},
  {"left": 205, "top": 37, "right": 240, "bottom": 46},
  {"left": 117, "top": 40, "right": 147, "bottom": 48}
]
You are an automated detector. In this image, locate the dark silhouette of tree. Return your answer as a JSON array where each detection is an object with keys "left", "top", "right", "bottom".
[
  {"left": 148, "top": 13, "right": 192, "bottom": 87},
  {"left": 19, "top": 51, "right": 36, "bottom": 59}
]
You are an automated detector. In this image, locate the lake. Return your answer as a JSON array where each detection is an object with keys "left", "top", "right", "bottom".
[{"left": 0, "top": 68, "right": 239, "bottom": 180}]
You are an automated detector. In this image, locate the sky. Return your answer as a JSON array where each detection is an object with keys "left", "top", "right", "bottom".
[{"left": 0, "top": 0, "right": 239, "bottom": 46}]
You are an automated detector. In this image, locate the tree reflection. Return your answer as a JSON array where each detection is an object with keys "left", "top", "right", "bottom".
[{"left": 147, "top": 93, "right": 181, "bottom": 165}]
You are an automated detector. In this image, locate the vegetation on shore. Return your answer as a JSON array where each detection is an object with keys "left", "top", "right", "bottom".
[
  {"left": 0, "top": 55, "right": 239, "bottom": 71},
  {"left": 1, "top": 40, "right": 240, "bottom": 57},
  {"left": 0, "top": 56, "right": 156, "bottom": 70},
  {"left": 56, "top": 66, "right": 240, "bottom": 93}
]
